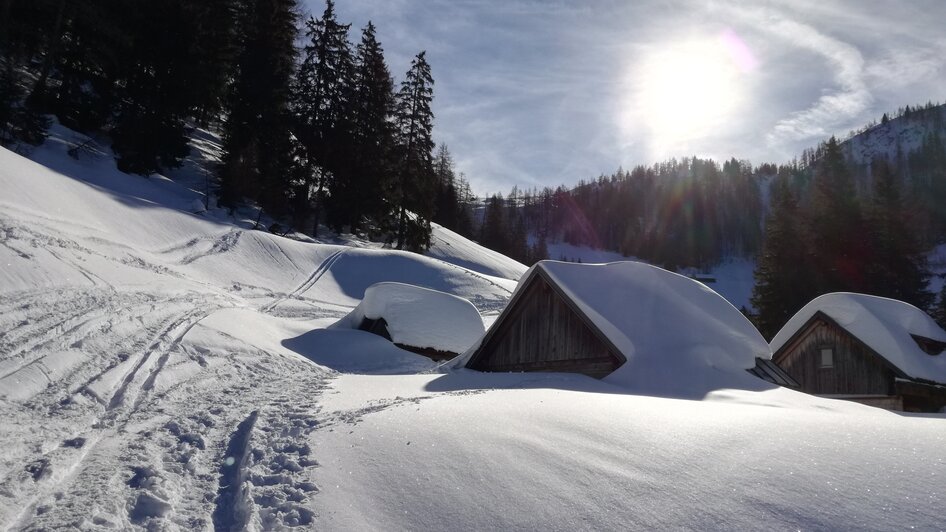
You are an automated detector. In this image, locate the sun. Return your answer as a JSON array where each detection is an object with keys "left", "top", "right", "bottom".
[{"left": 626, "top": 34, "right": 752, "bottom": 155}]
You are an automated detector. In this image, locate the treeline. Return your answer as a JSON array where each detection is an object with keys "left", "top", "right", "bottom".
[
  {"left": 477, "top": 105, "right": 946, "bottom": 335},
  {"left": 0, "top": 0, "right": 474, "bottom": 250},
  {"left": 478, "top": 157, "right": 764, "bottom": 269},
  {"left": 753, "top": 133, "right": 946, "bottom": 338}
]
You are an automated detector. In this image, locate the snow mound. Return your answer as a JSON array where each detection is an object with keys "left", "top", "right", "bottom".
[
  {"left": 335, "top": 282, "right": 485, "bottom": 354},
  {"left": 427, "top": 223, "right": 527, "bottom": 280},
  {"left": 539, "top": 261, "right": 770, "bottom": 393},
  {"left": 771, "top": 292, "right": 946, "bottom": 384}
]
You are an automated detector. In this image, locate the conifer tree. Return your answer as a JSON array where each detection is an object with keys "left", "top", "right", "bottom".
[
  {"left": 341, "top": 21, "right": 394, "bottom": 234},
  {"left": 393, "top": 51, "right": 436, "bottom": 251},
  {"left": 808, "top": 136, "right": 867, "bottom": 293},
  {"left": 112, "top": 0, "right": 202, "bottom": 174},
  {"left": 864, "top": 158, "right": 932, "bottom": 308},
  {"left": 219, "top": 0, "right": 299, "bottom": 215},
  {"left": 480, "top": 194, "right": 508, "bottom": 253},
  {"left": 293, "top": 0, "right": 353, "bottom": 235},
  {"left": 751, "top": 176, "right": 817, "bottom": 339}
]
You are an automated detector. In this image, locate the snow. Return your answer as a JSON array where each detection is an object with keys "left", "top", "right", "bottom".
[
  {"left": 426, "top": 223, "right": 527, "bottom": 280},
  {"left": 771, "top": 292, "right": 946, "bottom": 384},
  {"left": 841, "top": 105, "right": 946, "bottom": 165},
  {"left": 310, "top": 372, "right": 946, "bottom": 531},
  {"left": 2, "top": 128, "right": 945, "bottom": 531},
  {"left": 334, "top": 282, "right": 484, "bottom": 354},
  {"left": 526, "top": 261, "right": 770, "bottom": 396}
]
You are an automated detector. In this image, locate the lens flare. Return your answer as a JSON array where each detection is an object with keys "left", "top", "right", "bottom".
[{"left": 622, "top": 30, "right": 757, "bottom": 157}]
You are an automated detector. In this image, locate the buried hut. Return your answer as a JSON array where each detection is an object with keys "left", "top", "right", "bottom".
[
  {"left": 337, "top": 282, "right": 485, "bottom": 360},
  {"left": 461, "top": 260, "right": 794, "bottom": 391},
  {"left": 770, "top": 293, "right": 946, "bottom": 412}
]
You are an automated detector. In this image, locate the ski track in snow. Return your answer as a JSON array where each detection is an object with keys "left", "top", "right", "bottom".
[
  {"left": 0, "top": 214, "right": 334, "bottom": 529},
  {"left": 0, "top": 143, "right": 532, "bottom": 530},
  {"left": 0, "top": 281, "right": 332, "bottom": 530},
  {"left": 260, "top": 249, "right": 347, "bottom": 314}
]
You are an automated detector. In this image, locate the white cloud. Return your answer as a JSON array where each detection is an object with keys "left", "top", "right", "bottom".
[{"left": 756, "top": 14, "right": 872, "bottom": 144}]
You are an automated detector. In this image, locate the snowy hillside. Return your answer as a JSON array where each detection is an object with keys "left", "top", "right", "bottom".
[
  {"left": 841, "top": 104, "right": 946, "bottom": 165},
  {"left": 1, "top": 138, "right": 945, "bottom": 530}
]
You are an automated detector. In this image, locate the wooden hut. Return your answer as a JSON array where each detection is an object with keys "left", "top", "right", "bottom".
[
  {"left": 464, "top": 261, "right": 779, "bottom": 387},
  {"left": 771, "top": 293, "right": 946, "bottom": 412},
  {"left": 464, "top": 263, "right": 627, "bottom": 378}
]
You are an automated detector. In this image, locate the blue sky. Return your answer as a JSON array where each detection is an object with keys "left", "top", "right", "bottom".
[{"left": 309, "top": 0, "right": 946, "bottom": 195}]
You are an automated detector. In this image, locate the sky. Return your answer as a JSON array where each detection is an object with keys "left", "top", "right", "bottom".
[{"left": 310, "top": 0, "right": 946, "bottom": 195}]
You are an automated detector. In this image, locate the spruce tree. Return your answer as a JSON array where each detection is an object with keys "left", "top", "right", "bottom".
[
  {"left": 342, "top": 21, "right": 394, "bottom": 234},
  {"left": 808, "top": 136, "right": 867, "bottom": 293},
  {"left": 112, "top": 0, "right": 202, "bottom": 174},
  {"left": 393, "top": 51, "right": 436, "bottom": 251},
  {"left": 293, "top": 0, "right": 353, "bottom": 235},
  {"left": 864, "top": 158, "right": 932, "bottom": 308},
  {"left": 751, "top": 176, "right": 817, "bottom": 339},
  {"left": 219, "top": 0, "right": 299, "bottom": 216}
]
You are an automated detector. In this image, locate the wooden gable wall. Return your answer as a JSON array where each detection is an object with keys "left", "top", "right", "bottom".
[
  {"left": 466, "top": 273, "right": 624, "bottom": 379},
  {"left": 774, "top": 314, "right": 899, "bottom": 396}
]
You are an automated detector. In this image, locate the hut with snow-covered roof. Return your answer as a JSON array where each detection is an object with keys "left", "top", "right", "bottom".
[
  {"left": 335, "top": 282, "right": 485, "bottom": 360},
  {"left": 771, "top": 293, "right": 946, "bottom": 412},
  {"left": 462, "top": 260, "right": 794, "bottom": 393}
]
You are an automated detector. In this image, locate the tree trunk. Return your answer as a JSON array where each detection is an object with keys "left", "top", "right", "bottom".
[
  {"left": 311, "top": 181, "right": 324, "bottom": 238},
  {"left": 395, "top": 204, "right": 405, "bottom": 250}
]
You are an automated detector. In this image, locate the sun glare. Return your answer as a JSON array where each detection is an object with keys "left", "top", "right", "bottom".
[{"left": 626, "top": 32, "right": 755, "bottom": 155}]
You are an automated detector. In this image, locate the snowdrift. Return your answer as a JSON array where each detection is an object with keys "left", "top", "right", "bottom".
[
  {"left": 334, "top": 282, "right": 484, "bottom": 355},
  {"left": 771, "top": 292, "right": 946, "bottom": 383}
]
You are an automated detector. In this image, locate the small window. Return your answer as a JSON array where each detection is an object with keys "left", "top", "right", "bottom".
[{"left": 820, "top": 348, "right": 834, "bottom": 368}]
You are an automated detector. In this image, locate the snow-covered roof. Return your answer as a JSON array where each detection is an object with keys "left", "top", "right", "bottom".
[
  {"left": 334, "top": 282, "right": 485, "bottom": 354},
  {"left": 459, "top": 261, "right": 770, "bottom": 392},
  {"left": 771, "top": 293, "right": 946, "bottom": 384}
]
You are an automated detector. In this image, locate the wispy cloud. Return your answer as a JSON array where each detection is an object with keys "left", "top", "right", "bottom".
[
  {"left": 744, "top": 11, "right": 873, "bottom": 145},
  {"left": 313, "top": 0, "right": 946, "bottom": 194}
]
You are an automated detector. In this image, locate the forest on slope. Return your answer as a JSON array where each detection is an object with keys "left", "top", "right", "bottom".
[
  {"left": 0, "top": 0, "right": 475, "bottom": 251},
  {"left": 475, "top": 103, "right": 946, "bottom": 337},
  {"left": 2, "top": 0, "right": 944, "bottom": 338}
]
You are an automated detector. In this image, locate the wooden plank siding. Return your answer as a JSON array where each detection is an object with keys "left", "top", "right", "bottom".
[
  {"left": 774, "top": 314, "right": 899, "bottom": 396},
  {"left": 467, "top": 274, "right": 624, "bottom": 378}
]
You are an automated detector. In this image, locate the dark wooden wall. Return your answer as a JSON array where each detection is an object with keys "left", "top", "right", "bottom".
[
  {"left": 775, "top": 317, "right": 896, "bottom": 395},
  {"left": 468, "top": 276, "right": 622, "bottom": 378}
]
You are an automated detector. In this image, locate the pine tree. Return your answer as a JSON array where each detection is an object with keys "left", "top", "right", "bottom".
[
  {"left": 393, "top": 51, "right": 436, "bottom": 251},
  {"left": 293, "top": 0, "right": 353, "bottom": 235},
  {"left": 480, "top": 194, "right": 508, "bottom": 253},
  {"left": 433, "top": 143, "right": 464, "bottom": 231},
  {"left": 751, "top": 176, "right": 818, "bottom": 339},
  {"left": 864, "top": 158, "right": 932, "bottom": 308},
  {"left": 45, "top": 0, "right": 128, "bottom": 132},
  {"left": 112, "top": 0, "right": 204, "bottom": 174},
  {"left": 343, "top": 21, "right": 394, "bottom": 234},
  {"left": 808, "top": 136, "right": 867, "bottom": 293},
  {"left": 218, "top": 0, "right": 299, "bottom": 216}
]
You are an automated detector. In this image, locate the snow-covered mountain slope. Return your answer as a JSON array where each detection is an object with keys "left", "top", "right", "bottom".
[
  {"left": 2, "top": 136, "right": 945, "bottom": 530},
  {"left": 426, "top": 223, "right": 526, "bottom": 280},
  {"left": 0, "top": 140, "right": 515, "bottom": 529},
  {"left": 841, "top": 104, "right": 946, "bottom": 165}
]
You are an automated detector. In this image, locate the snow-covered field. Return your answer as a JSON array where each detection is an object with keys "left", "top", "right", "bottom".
[{"left": 1, "top": 135, "right": 944, "bottom": 530}]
